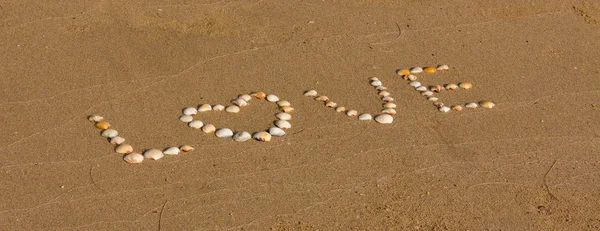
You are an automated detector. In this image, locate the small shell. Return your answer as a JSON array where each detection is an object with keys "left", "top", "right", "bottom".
[
  {"left": 415, "top": 86, "right": 428, "bottom": 92},
  {"left": 233, "top": 131, "right": 252, "bottom": 142},
  {"left": 110, "top": 136, "right": 125, "bottom": 145},
  {"left": 123, "top": 153, "right": 144, "bottom": 164},
  {"left": 231, "top": 98, "right": 248, "bottom": 107},
  {"left": 423, "top": 66, "right": 436, "bottom": 73},
  {"left": 189, "top": 120, "right": 204, "bottom": 129},
  {"left": 397, "top": 69, "right": 410, "bottom": 76},
  {"left": 465, "top": 102, "right": 479, "bottom": 109},
  {"left": 202, "top": 124, "right": 216, "bottom": 133},
  {"left": 198, "top": 104, "right": 212, "bottom": 112},
  {"left": 115, "top": 144, "right": 133, "bottom": 154},
  {"left": 225, "top": 105, "right": 240, "bottom": 113},
  {"left": 101, "top": 129, "right": 118, "bottom": 138},
  {"left": 382, "top": 96, "right": 394, "bottom": 102},
  {"left": 95, "top": 121, "right": 110, "bottom": 130},
  {"left": 253, "top": 132, "right": 272, "bottom": 142},
  {"left": 376, "top": 86, "right": 387, "bottom": 91},
  {"left": 445, "top": 83, "right": 459, "bottom": 90},
  {"left": 381, "top": 108, "right": 396, "bottom": 115},
  {"left": 421, "top": 91, "right": 434, "bottom": 97},
  {"left": 427, "top": 97, "right": 439, "bottom": 102},
  {"left": 451, "top": 105, "right": 464, "bottom": 111},
  {"left": 430, "top": 85, "right": 444, "bottom": 93},
  {"left": 143, "top": 149, "right": 164, "bottom": 160},
  {"left": 358, "top": 113, "right": 372, "bottom": 121},
  {"left": 410, "top": 67, "right": 423, "bottom": 74},
  {"left": 335, "top": 106, "right": 346, "bottom": 113},
  {"left": 183, "top": 107, "right": 198, "bottom": 116},
  {"left": 277, "top": 100, "right": 291, "bottom": 107},
  {"left": 180, "top": 145, "right": 194, "bottom": 152},
  {"left": 315, "top": 96, "right": 329, "bottom": 102},
  {"left": 374, "top": 114, "right": 393, "bottom": 124},
  {"left": 212, "top": 104, "right": 225, "bottom": 111},
  {"left": 304, "top": 90, "right": 318, "bottom": 97},
  {"left": 275, "top": 120, "right": 292, "bottom": 129},
  {"left": 459, "top": 82, "right": 473, "bottom": 89},
  {"left": 180, "top": 115, "right": 194, "bottom": 123},
  {"left": 280, "top": 106, "right": 294, "bottom": 113},
  {"left": 378, "top": 91, "right": 390, "bottom": 97},
  {"left": 439, "top": 106, "right": 451, "bottom": 113},
  {"left": 325, "top": 101, "right": 337, "bottom": 108},
  {"left": 88, "top": 114, "right": 104, "bottom": 122},
  {"left": 409, "top": 81, "right": 421, "bottom": 88},
  {"left": 437, "top": 64, "right": 449, "bottom": 71},
  {"left": 403, "top": 74, "right": 417, "bottom": 81},
  {"left": 433, "top": 102, "right": 445, "bottom": 108},
  {"left": 266, "top": 94, "right": 280, "bottom": 102},
  {"left": 276, "top": 112, "right": 292, "bottom": 120},
  {"left": 346, "top": 110, "right": 358, "bottom": 116},
  {"left": 369, "top": 77, "right": 379, "bottom": 81},
  {"left": 268, "top": 127, "right": 286, "bottom": 137},
  {"left": 252, "top": 91, "right": 266, "bottom": 99},
  {"left": 239, "top": 94, "right": 252, "bottom": 101},
  {"left": 383, "top": 102, "right": 397, "bottom": 109},
  {"left": 371, "top": 80, "right": 382, "bottom": 87},
  {"left": 479, "top": 100, "right": 495, "bottom": 109},
  {"left": 163, "top": 147, "right": 180, "bottom": 155},
  {"left": 215, "top": 128, "right": 234, "bottom": 138}
]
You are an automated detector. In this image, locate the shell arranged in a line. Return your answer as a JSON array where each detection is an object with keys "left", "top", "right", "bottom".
[
  {"left": 383, "top": 102, "right": 397, "bottom": 109},
  {"left": 253, "top": 132, "right": 272, "bottom": 142},
  {"left": 277, "top": 100, "right": 291, "bottom": 107},
  {"left": 304, "top": 90, "right": 318, "bottom": 97},
  {"left": 427, "top": 97, "right": 439, "bottom": 102},
  {"left": 397, "top": 69, "right": 410, "bottom": 76},
  {"left": 231, "top": 98, "right": 248, "bottom": 107},
  {"left": 233, "top": 131, "right": 252, "bottom": 142},
  {"left": 163, "top": 147, "right": 180, "bottom": 155},
  {"left": 110, "top": 136, "right": 125, "bottom": 145},
  {"left": 275, "top": 120, "right": 292, "bottom": 129},
  {"left": 382, "top": 96, "right": 394, "bottom": 102},
  {"left": 423, "top": 66, "right": 436, "bottom": 73},
  {"left": 253, "top": 91, "right": 266, "bottom": 99},
  {"left": 325, "top": 101, "right": 337, "bottom": 108},
  {"left": 280, "top": 106, "right": 294, "bottom": 113},
  {"left": 212, "top": 104, "right": 225, "bottom": 111},
  {"left": 101, "top": 129, "right": 118, "bottom": 138},
  {"left": 198, "top": 104, "right": 212, "bottom": 112},
  {"left": 381, "top": 108, "right": 396, "bottom": 115},
  {"left": 374, "top": 114, "right": 393, "bottom": 124},
  {"left": 180, "top": 145, "right": 194, "bottom": 152},
  {"left": 239, "top": 94, "right": 252, "bottom": 102},
  {"left": 459, "top": 82, "right": 473, "bottom": 89},
  {"left": 180, "top": 115, "right": 193, "bottom": 123},
  {"left": 371, "top": 80, "right": 382, "bottom": 87},
  {"left": 410, "top": 67, "right": 423, "bottom": 74},
  {"left": 115, "top": 144, "right": 133, "bottom": 154},
  {"left": 346, "top": 110, "right": 358, "bottom": 116},
  {"left": 183, "top": 107, "right": 198, "bottom": 116},
  {"left": 202, "top": 124, "right": 216, "bottom": 133},
  {"left": 335, "top": 107, "right": 346, "bottom": 113},
  {"left": 315, "top": 96, "right": 329, "bottom": 102},
  {"left": 358, "top": 113, "right": 372, "bottom": 121},
  {"left": 215, "top": 128, "right": 234, "bottom": 138},
  {"left": 409, "top": 81, "right": 421, "bottom": 88},
  {"left": 445, "top": 83, "right": 458, "bottom": 90},
  {"left": 268, "top": 127, "right": 286, "bottom": 137},
  {"left": 465, "top": 102, "right": 479, "bottom": 109},
  {"left": 421, "top": 91, "right": 434, "bottom": 97},
  {"left": 225, "top": 105, "right": 240, "bottom": 113},
  {"left": 416, "top": 86, "right": 427, "bottom": 92},
  {"left": 437, "top": 64, "right": 449, "bottom": 71},
  {"left": 439, "top": 106, "right": 451, "bottom": 113},
  {"left": 144, "top": 149, "right": 164, "bottom": 160},
  {"left": 88, "top": 114, "right": 104, "bottom": 122},
  {"left": 452, "top": 105, "right": 464, "bottom": 111},
  {"left": 189, "top": 120, "right": 204, "bottom": 129},
  {"left": 266, "top": 94, "right": 280, "bottom": 102},
  {"left": 276, "top": 112, "right": 292, "bottom": 120},
  {"left": 95, "top": 121, "right": 110, "bottom": 130},
  {"left": 479, "top": 100, "right": 495, "bottom": 109},
  {"left": 123, "top": 153, "right": 144, "bottom": 164}
]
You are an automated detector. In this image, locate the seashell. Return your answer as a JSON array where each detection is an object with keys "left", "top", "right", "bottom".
[
  {"left": 101, "top": 129, "right": 118, "bottom": 138},
  {"left": 95, "top": 121, "right": 110, "bottom": 130},
  {"left": 382, "top": 108, "right": 396, "bottom": 115},
  {"left": 479, "top": 100, "right": 495, "bottom": 109},
  {"left": 415, "top": 86, "right": 428, "bottom": 92},
  {"left": 410, "top": 67, "right": 423, "bottom": 74},
  {"left": 280, "top": 106, "right": 294, "bottom": 113},
  {"left": 198, "top": 104, "right": 212, "bottom": 112},
  {"left": 439, "top": 106, "right": 451, "bottom": 113},
  {"left": 374, "top": 114, "right": 393, "bottom": 124},
  {"left": 183, "top": 107, "right": 198, "bottom": 116},
  {"left": 451, "top": 105, "right": 464, "bottom": 111},
  {"left": 369, "top": 77, "right": 379, "bottom": 81},
  {"left": 437, "top": 64, "right": 449, "bottom": 71},
  {"left": 358, "top": 113, "right": 372, "bottom": 121},
  {"left": 465, "top": 102, "right": 479, "bottom": 109},
  {"left": 325, "top": 101, "right": 337, "bottom": 108},
  {"left": 239, "top": 94, "right": 252, "bottom": 101},
  {"left": 189, "top": 120, "right": 204, "bottom": 129},
  {"left": 430, "top": 85, "right": 444, "bottom": 93},
  {"left": 225, "top": 105, "right": 240, "bottom": 113},
  {"left": 409, "top": 81, "right": 421, "bottom": 88},
  {"left": 266, "top": 94, "right": 280, "bottom": 102},
  {"left": 383, "top": 102, "right": 397, "bottom": 109},
  {"left": 423, "top": 66, "right": 436, "bottom": 73},
  {"left": 276, "top": 112, "right": 292, "bottom": 120},
  {"left": 378, "top": 91, "right": 390, "bottom": 97},
  {"left": 123, "top": 153, "right": 144, "bottom": 164},
  {"left": 252, "top": 91, "right": 266, "bottom": 99},
  {"left": 231, "top": 98, "right": 248, "bottom": 107},
  {"left": 180, "top": 145, "right": 194, "bottom": 152},
  {"left": 88, "top": 114, "right": 104, "bottom": 122},
  {"left": 445, "top": 83, "right": 459, "bottom": 90},
  {"left": 459, "top": 82, "right": 473, "bottom": 89},
  {"left": 115, "top": 144, "right": 133, "bottom": 154},
  {"left": 275, "top": 120, "right": 292, "bottom": 129},
  {"left": 212, "top": 104, "right": 225, "bottom": 111},
  {"left": 233, "top": 131, "right": 252, "bottom": 142},
  {"left": 315, "top": 96, "right": 329, "bottom": 102},
  {"left": 382, "top": 96, "right": 394, "bottom": 102},
  {"left": 143, "top": 149, "right": 164, "bottom": 160},
  {"left": 376, "top": 86, "right": 387, "bottom": 91},
  {"left": 253, "top": 132, "right": 272, "bottom": 142},
  {"left": 268, "top": 127, "right": 286, "bottom": 137},
  {"left": 304, "top": 90, "right": 318, "bottom": 97},
  {"left": 163, "top": 147, "right": 180, "bottom": 155},
  {"left": 215, "top": 128, "right": 234, "bottom": 138},
  {"left": 202, "top": 124, "right": 216, "bottom": 133},
  {"left": 397, "top": 69, "right": 410, "bottom": 76},
  {"left": 335, "top": 106, "right": 346, "bottom": 113},
  {"left": 371, "top": 80, "right": 382, "bottom": 87},
  {"left": 433, "top": 102, "right": 445, "bottom": 108},
  {"left": 180, "top": 115, "right": 193, "bottom": 123},
  {"left": 403, "top": 74, "right": 417, "bottom": 81},
  {"left": 277, "top": 100, "right": 291, "bottom": 107},
  {"left": 421, "top": 91, "right": 434, "bottom": 97},
  {"left": 427, "top": 97, "right": 439, "bottom": 102},
  {"left": 110, "top": 136, "right": 125, "bottom": 145},
  {"left": 346, "top": 110, "right": 358, "bottom": 116}
]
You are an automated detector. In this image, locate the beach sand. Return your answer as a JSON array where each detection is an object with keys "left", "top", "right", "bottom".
[{"left": 1, "top": 0, "right": 599, "bottom": 229}]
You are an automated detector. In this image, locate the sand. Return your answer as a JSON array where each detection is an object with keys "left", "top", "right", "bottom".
[{"left": 1, "top": 0, "right": 600, "bottom": 230}]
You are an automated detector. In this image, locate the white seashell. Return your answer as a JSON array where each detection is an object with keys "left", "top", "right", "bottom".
[
  {"left": 276, "top": 112, "right": 292, "bottom": 120},
  {"left": 163, "top": 147, "right": 180, "bottom": 155},
  {"left": 143, "top": 149, "right": 164, "bottom": 160},
  {"left": 188, "top": 120, "right": 204, "bottom": 129},
  {"left": 180, "top": 115, "right": 194, "bottom": 123},
  {"left": 180, "top": 145, "right": 194, "bottom": 152},
  {"left": 183, "top": 107, "right": 198, "bottom": 116},
  {"left": 110, "top": 136, "right": 125, "bottom": 145},
  {"left": 115, "top": 144, "right": 133, "bottom": 154},
  {"left": 212, "top": 104, "right": 225, "bottom": 111},
  {"left": 88, "top": 114, "right": 104, "bottom": 122},
  {"left": 231, "top": 98, "right": 248, "bottom": 107},
  {"left": 346, "top": 110, "right": 358, "bottom": 116},
  {"left": 439, "top": 106, "right": 451, "bottom": 113},
  {"left": 374, "top": 114, "right": 393, "bottom": 124},
  {"left": 233, "top": 131, "right": 252, "bottom": 142},
  {"left": 325, "top": 101, "right": 337, "bottom": 108},
  {"left": 304, "top": 90, "right": 318, "bottom": 97},
  {"left": 479, "top": 100, "right": 495, "bottom": 109},
  {"left": 101, "top": 129, "right": 118, "bottom": 138},
  {"left": 421, "top": 91, "right": 434, "bottom": 97},
  {"left": 371, "top": 80, "right": 382, "bottom": 87},
  {"left": 315, "top": 96, "right": 329, "bottom": 102},
  {"left": 382, "top": 108, "right": 396, "bottom": 115},
  {"left": 225, "top": 105, "right": 240, "bottom": 113},
  {"left": 416, "top": 86, "right": 428, "bottom": 92},
  {"left": 268, "top": 127, "right": 286, "bottom": 137},
  {"left": 445, "top": 83, "right": 459, "bottom": 90},
  {"left": 358, "top": 113, "right": 372, "bottom": 121},
  {"left": 427, "top": 97, "right": 439, "bottom": 102},
  {"left": 198, "top": 104, "right": 212, "bottom": 112},
  {"left": 266, "top": 94, "right": 280, "bottom": 102},
  {"left": 369, "top": 77, "right": 379, "bottom": 81},
  {"left": 123, "top": 153, "right": 144, "bottom": 164},
  {"left": 382, "top": 96, "right": 394, "bottom": 102},
  {"left": 275, "top": 120, "right": 292, "bottom": 129},
  {"left": 465, "top": 102, "right": 479, "bottom": 109},
  {"left": 215, "top": 128, "right": 234, "bottom": 138},
  {"left": 335, "top": 106, "right": 346, "bottom": 113},
  {"left": 277, "top": 100, "right": 291, "bottom": 107},
  {"left": 378, "top": 91, "right": 390, "bottom": 97},
  {"left": 383, "top": 102, "right": 397, "bottom": 109},
  {"left": 239, "top": 94, "right": 252, "bottom": 101},
  {"left": 202, "top": 124, "right": 216, "bottom": 133},
  {"left": 452, "top": 105, "right": 464, "bottom": 111},
  {"left": 437, "top": 64, "right": 449, "bottom": 71},
  {"left": 253, "top": 132, "right": 272, "bottom": 142},
  {"left": 405, "top": 74, "right": 417, "bottom": 81},
  {"left": 409, "top": 81, "right": 421, "bottom": 88},
  {"left": 410, "top": 67, "right": 423, "bottom": 74},
  {"left": 376, "top": 86, "right": 387, "bottom": 91}
]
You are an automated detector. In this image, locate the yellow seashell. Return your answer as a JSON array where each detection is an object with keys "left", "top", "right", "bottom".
[
  {"left": 335, "top": 106, "right": 346, "bottom": 113},
  {"left": 458, "top": 82, "right": 473, "bottom": 89},
  {"left": 423, "top": 66, "right": 436, "bottom": 73},
  {"left": 451, "top": 105, "right": 464, "bottom": 111},
  {"left": 479, "top": 100, "right": 495, "bottom": 109},
  {"left": 281, "top": 106, "right": 294, "bottom": 113},
  {"left": 252, "top": 91, "right": 266, "bottom": 99},
  {"left": 95, "top": 121, "right": 110, "bottom": 130},
  {"left": 253, "top": 132, "right": 272, "bottom": 142},
  {"left": 180, "top": 145, "right": 194, "bottom": 152},
  {"left": 315, "top": 96, "right": 329, "bottom": 102},
  {"left": 397, "top": 69, "right": 410, "bottom": 76},
  {"left": 115, "top": 144, "right": 133, "bottom": 154}
]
